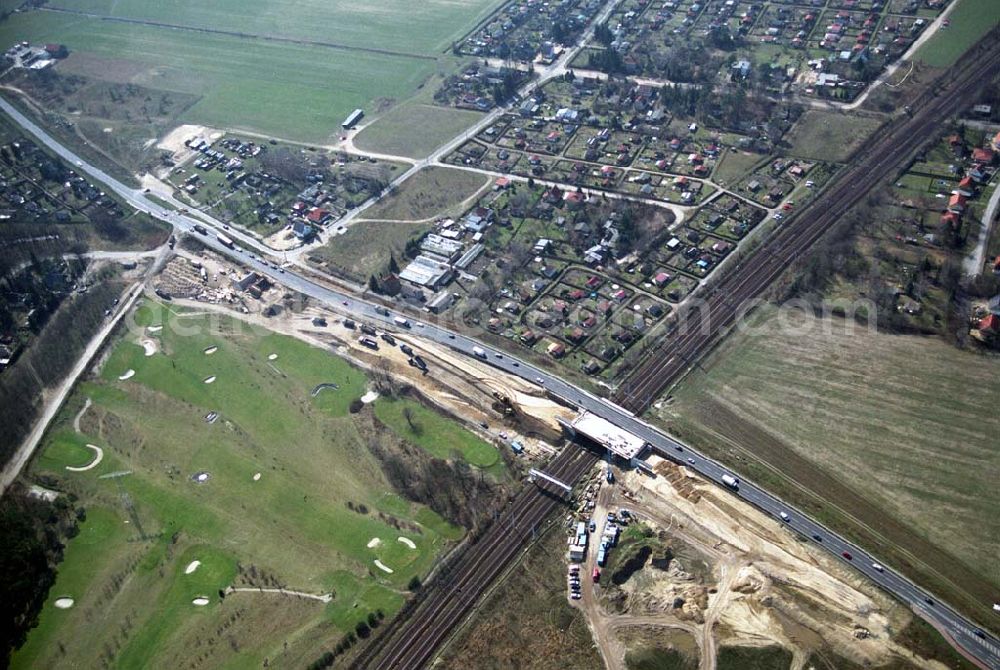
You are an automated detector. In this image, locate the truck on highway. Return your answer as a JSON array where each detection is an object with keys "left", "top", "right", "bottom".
[
  {"left": 472, "top": 346, "right": 487, "bottom": 359},
  {"left": 393, "top": 316, "right": 410, "bottom": 328},
  {"left": 193, "top": 224, "right": 208, "bottom": 235},
  {"left": 721, "top": 474, "right": 739, "bottom": 490},
  {"left": 216, "top": 232, "right": 234, "bottom": 248}
]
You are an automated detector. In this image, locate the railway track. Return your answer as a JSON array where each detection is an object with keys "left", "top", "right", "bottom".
[
  {"left": 351, "top": 445, "right": 599, "bottom": 670},
  {"left": 614, "top": 28, "right": 1000, "bottom": 413}
]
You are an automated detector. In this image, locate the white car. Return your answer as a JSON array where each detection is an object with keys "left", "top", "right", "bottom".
[
  {"left": 536, "top": 376, "right": 544, "bottom": 383},
  {"left": 872, "top": 563, "right": 884, "bottom": 572}
]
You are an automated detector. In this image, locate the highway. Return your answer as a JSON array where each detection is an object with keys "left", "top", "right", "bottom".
[{"left": 2, "top": 96, "right": 999, "bottom": 670}]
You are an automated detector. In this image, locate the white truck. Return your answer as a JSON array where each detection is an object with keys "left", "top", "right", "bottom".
[
  {"left": 216, "top": 232, "right": 234, "bottom": 248},
  {"left": 393, "top": 316, "right": 410, "bottom": 328},
  {"left": 721, "top": 474, "right": 739, "bottom": 490},
  {"left": 472, "top": 346, "right": 487, "bottom": 359}
]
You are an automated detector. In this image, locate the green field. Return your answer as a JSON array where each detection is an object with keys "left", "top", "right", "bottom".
[
  {"left": 45, "top": 0, "right": 501, "bottom": 55},
  {"left": 12, "top": 301, "right": 481, "bottom": 668},
  {"left": 375, "top": 397, "right": 502, "bottom": 475},
  {"left": 355, "top": 102, "right": 485, "bottom": 159},
  {"left": 311, "top": 219, "right": 433, "bottom": 282},
  {"left": 716, "top": 646, "right": 793, "bottom": 670},
  {"left": 784, "top": 111, "right": 884, "bottom": 163},
  {"left": 625, "top": 646, "right": 697, "bottom": 670},
  {"left": 0, "top": 12, "right": 439, "bottom": 142},
  {"left": 363, "top": 166, "right": 489, "bottom": 221},
  {"left": 916, "top": 0, "right": 1000, "bottom": 67},
  {"left": 712, "top": 149, "right": 765, "bottom": 188},
  {"left": 656, "top": 306, "right": 1000, "bottom": 619}
]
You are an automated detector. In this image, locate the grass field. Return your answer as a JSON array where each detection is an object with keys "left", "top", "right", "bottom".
[
  {"left": 712, "top": 150, "right": 766, "bottom": 188},
  {"left": 363, "top": 166, "right": 489, "bottom": 222},
  {"left": 354, "top": 102, "right": 485, "bottom": 159},
  {"left": 716, "top": 646, "right": 793, "bottom": 670},
  {"left": 45, "top": 0, "right": 502, "bottom": 55},
  {"left": 656, "top": 306, "right": 1000, "bottom": 621},
  {"left": 311, "top": 220, "right": 433, "bottom": 282},
  {"left": 916, "top": 0, "right": 1000, "bottom": 67},
  {"left": 375, "top": 397, "right": 504, "bottom": 476},
  {"left": 0, "top": 12, "right": 438, "bottom": 143},
  {"left": 784, "top": 111, "right": 884, "bottom": 163},
  {"left": 625, "top": 646, "right": 697, "bottom": 670},
  {"left": 11, "top": 301, "right": 481, "bottom": 668}
]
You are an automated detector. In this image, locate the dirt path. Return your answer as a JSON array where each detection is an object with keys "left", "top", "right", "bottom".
[
  {"left": 579, "top": 475, "right": 623, "bottom": 668},
  {"left": 72, "top": 397, "right": 92, "bottom": 434},
  {"left": 963, "top": 175, "right": 1000, "bottom": 275},
  {"left": 0, "top": 282, "right": 143, "bottom": 495}
]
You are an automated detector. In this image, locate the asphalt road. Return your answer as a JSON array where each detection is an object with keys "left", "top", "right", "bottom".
[{"left": 2, "top": 96, "right": 998, "bottom": 669}]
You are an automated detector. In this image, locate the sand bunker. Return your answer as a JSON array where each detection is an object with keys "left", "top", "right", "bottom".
[
  {"left": 204, "top": 346, "right": 218, "bottom": 355},
  {"left": 193, "top": 471, "right": 211, "bottom": 483},
  {"left": 147, "top": 325, "right": 163, "bottom": 333},
  {"left": 374, "top": 560, "right": 394, "bottom": 574},
  {"left": 184, "top": 560, "right": 201, "bottom": 575},
  {"left": 65, "top": 444, "right": 104, "bottom": 472},
  {"left": 118, "top": 369, "right": 135, "bottom": 381},
  {"left": 367, "top": 537, "right": 381, "bottom": 549},
  {"left": 267, "top": 353, "right": 278, "bottom": 360},
  {"left": 398, "top": 537, "right": 416, "bottom": 550},
  {"left": 203, "top": 376, "right": 216, "bottom": 384},
  {"left": 54, "top": 597, "right": 74, "bottom": 609},
  {"left": 141, "top": 339, "right": 157, "bottom": 357},
  {"left": 192, "top": 597, "right": 210, "bottom": 606},
  {"left": 361, "top": 391, "right": 379, "bottom": 404},
  {"left": 253, "top": 472, "right": 261, "bottom": 481}
]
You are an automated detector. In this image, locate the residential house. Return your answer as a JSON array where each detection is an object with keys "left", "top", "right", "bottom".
[
  {"left": 972, "top": 147, "right": 996, "bottom": 165},
  {"left": 292, "top": 220, "right": 315, "bottom": 240}
]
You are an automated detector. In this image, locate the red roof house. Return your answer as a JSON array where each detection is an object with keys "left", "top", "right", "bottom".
[{"left": 972, "top": 147, "right": 996, "bottom": 164}]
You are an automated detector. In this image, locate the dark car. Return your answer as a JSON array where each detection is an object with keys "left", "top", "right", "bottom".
[
  {"left": 812, "top": 534, "right": 822, "bottom": 542},
  {"left": 842, "top": 551, "right": 852, "bottom": 560}
]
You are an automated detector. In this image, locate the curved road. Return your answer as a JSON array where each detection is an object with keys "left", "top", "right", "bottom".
[{"left": 2, "top": 96, "right": 998, "bottom": 669}]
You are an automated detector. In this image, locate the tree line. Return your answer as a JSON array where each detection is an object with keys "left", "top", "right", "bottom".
[{"left": 0, "top": 280, "right": 124, "bottom": 468}]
